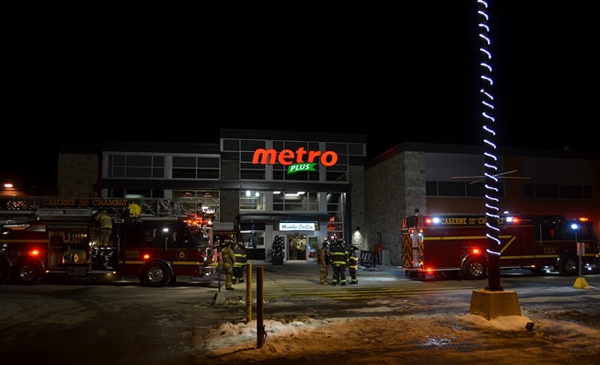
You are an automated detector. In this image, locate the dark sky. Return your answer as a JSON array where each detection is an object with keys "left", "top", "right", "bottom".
[{"left": 2, "top": 2, "right": 595, "bottom": 189}]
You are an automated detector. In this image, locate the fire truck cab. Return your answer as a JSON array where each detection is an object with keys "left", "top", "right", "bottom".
[{"left": 401, "top": 213, "right": 600, "bottom": 281}]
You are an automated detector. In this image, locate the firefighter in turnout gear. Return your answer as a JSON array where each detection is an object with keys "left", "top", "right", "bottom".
[
  {"left": 330, "top": 237, "right": 348, "bottom": 285},
  {"left": 95, "top": 209, "right": 112, "bottom": 247},
  {"left": 221, "top": 239, "right": 236, "bottom": 290},
  {"left": 318, "top": 239, "right": 331, "bottom": 285},
  {"left": 233, "top": 242, "right": 247, "bottom": 284},
  {"left": 348, "top": 244, "right": 359, "bottom": 284}
]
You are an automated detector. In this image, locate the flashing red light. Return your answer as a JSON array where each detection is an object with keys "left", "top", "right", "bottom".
[
  {"left": 578, "top": 217, "right": 589, "bottom": 222},
  {"left": 473, "top": 248, "right": 480, "bottom": 254},
  {"left": 29, "top": 249, "right": 40, "bottom": 257},
  {"left": 142, "top": 254, "right": 151, "bottom": 260},
  {"left": 424, "top": 217, "right": 432, "bottom": 224}
]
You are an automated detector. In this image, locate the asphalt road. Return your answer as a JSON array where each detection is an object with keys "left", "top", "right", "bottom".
[{"left": 0, "top": 263, "right": 599, "bottom": 364}]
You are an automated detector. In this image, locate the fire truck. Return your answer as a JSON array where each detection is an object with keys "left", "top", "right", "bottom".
[
  {"left": 0, "top": 199, "right": 220, "bottom": 287},
  {"left": 401, "top": 213, "right": 600, "bottom": 280}
]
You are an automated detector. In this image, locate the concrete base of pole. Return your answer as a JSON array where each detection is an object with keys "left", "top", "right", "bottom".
[
  {"left": 573, "top": 277, "right": 589, "bottom": 289},
  {"left": 469, "top": 289, "right": 522, "bottom": 320}
]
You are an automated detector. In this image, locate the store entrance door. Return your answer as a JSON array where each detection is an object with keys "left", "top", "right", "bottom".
[{"left": 287, "top": 234, "right": 307, "bottom": 261}]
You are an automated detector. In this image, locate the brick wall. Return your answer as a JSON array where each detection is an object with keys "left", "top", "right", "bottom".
[{"left": 57, "top": 153, "right": 99, "bottom": 197}]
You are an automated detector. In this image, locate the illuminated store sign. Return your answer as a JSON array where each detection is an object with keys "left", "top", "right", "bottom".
[
  {"left": 279, "top": 223, "right": 316, "bottom": 231},
  {"left": 252, "top": 147, "right": 338, "bottom": 174}
]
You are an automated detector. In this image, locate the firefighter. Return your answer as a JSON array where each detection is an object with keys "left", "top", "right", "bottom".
[
  {"left": 221, "top": 239, "right": 236, "bottom": 290},
  {"left": 233, "top": 241, "right": 247, "bottom": 284},
  {"left": 330, "top": 237, "right": 348, "bottom": 286},
  {"left": 348, "top": 244, "right": 359, "bottom": 284},
  {"left": 95, "top": 209, "right": 112, "bottom": 247},
  {"left": 318, "top": 239, "right": 331, "bottom": 285}
]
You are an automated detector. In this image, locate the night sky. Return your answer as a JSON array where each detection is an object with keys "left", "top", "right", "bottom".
[{"left": 2, "top": 2, "right": 595, "bottom": 189}]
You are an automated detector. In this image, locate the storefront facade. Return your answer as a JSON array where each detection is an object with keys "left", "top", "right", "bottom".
[{"left": 77, "top": 129, "right": 367, "bottom": 263}]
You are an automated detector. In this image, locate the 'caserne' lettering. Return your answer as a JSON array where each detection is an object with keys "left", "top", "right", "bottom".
[{"left": 252, "top": 147, "right": 338, "bottom": 167}]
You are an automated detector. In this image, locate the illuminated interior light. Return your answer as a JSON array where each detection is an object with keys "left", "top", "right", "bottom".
[{"left": 246, "top": 191, "right": 251, "bottom": 197}]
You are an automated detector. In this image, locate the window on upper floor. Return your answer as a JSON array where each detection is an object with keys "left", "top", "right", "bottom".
[
  {"left": 524, "top": 184, "right": 593, "bottom": 199},
  {"left": 172, "top": 156, "right": 220, "bottom": 180},
  {"left": 426, "top": 181, "right": 505, "bottom": 197},
  {"left": 107, "top": 154, "right": 165, "bottom": 178}
]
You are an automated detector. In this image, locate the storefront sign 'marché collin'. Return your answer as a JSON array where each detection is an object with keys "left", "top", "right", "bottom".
[{"left": 252, "top": 147, "right": 338, "bottom": 174}]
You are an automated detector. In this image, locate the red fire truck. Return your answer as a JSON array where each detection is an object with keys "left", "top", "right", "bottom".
[
  {"left": 0, "top": 215, "right": 218, "bottom": 287},
  {"left": 401, "top": 213, "right": 600, "bottom": 280}
]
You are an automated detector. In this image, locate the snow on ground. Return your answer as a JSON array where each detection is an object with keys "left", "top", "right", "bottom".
[{"left": 196, "top": 298, "right": 600, "bottom": 364}]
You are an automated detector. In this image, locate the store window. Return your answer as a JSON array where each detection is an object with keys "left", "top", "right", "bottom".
[
  {"left": 172, "top": 156, "right": 220, "bottom": 180},
  {"left": 240, "top": 140, "right": 267, "bottom": 180},
  {"left": 173, "top": 190, "right": 220, "bottom": 221},
  {"left": 239, "top": 191, "right": 266, "bottom": 211},
  {"left": 107, "top": 189, "right": 163, "bottom": 199},
  {"left": 272, "top": 191, "right": 319, "bottom": 212},
  {"left": 426, "top": 181, "right": 505, "bottom": 198},
  {"left": 326, "top": 192, "right": 345, "bottom": 238},
  {"left": 107, "top": 154, "right": 165, "bottom": 179}
]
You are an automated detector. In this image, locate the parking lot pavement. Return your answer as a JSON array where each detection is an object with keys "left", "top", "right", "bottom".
[{"left": 244, "top": 259, "right": 404, "bottom": 287}]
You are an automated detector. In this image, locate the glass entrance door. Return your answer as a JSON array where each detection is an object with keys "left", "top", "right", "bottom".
[{"left": 287, "top": 234, "right": 307, "bottom": 261}]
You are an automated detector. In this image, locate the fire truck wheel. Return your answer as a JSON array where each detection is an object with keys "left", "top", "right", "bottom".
[
  {"left": 462, "top": 256, "right": 487, "bottom": 280},
  {"left": 13, "top": 260, "right": 43, "bottom": 285},
  {"left": 0, "top": 260, "right": 11, "bottom": 284},
  {"left": 140, "top": 262, "right": 172, "bottom": 287},
  {"left": 558, "top": 254, "right": 578, "bottom": 276}
]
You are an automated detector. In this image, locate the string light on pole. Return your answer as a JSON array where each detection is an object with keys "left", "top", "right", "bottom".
[{"left": 477, "top": 0, "right": 502, "bottom": 291}]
